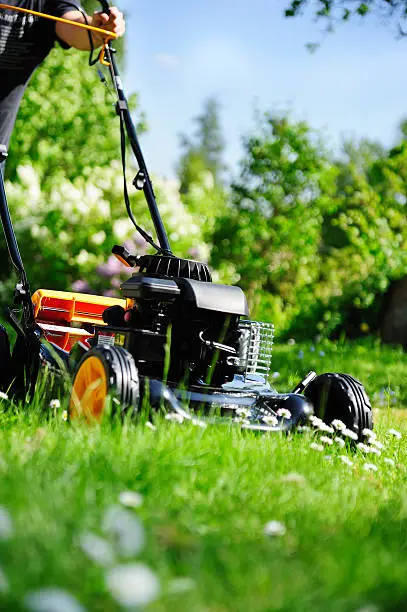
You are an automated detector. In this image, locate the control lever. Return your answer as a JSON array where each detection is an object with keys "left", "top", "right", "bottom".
[{"left": 112, "top": 244, "right": 139, "bottom": 268}]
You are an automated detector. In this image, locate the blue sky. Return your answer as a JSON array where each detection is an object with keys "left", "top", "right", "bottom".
[{"left": 118, "top": 0, "right": 407, "bottom": 179}]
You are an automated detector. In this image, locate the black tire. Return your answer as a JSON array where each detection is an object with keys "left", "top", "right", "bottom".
[
  {"left": 0, "top": 325, "right": 11, "bottom": 392},
  {"left": 303, "top": 372, "right": 373, "bottom": 439},
  {"left": 69, "top": 345, "right": 139, "bottom": 421}
]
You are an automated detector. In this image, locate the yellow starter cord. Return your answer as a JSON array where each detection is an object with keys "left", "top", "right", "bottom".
[{"left": 0, "top": 3, "right": 117, "bottom": 65}]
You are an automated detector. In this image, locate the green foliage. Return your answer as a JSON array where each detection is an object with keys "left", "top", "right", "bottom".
[
  {"left": 285, "top": 0, "right": 407, "bottom": 32},
  {"left": 211, "top": 111, "right": 407, "bottom": 338},
  {"left": 211, "top": 113, "right": 335, "bottom": 333}
]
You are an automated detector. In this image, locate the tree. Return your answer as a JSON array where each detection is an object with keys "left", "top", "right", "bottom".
[
  {"left": 285, "top": 1, "right": 407, "bottom": 33},
  {"left": 211, "top": 112, "right": 335, "bottom": 330},
  {"left": 177, "top": 97, "right": 226, "bottom": 194}
]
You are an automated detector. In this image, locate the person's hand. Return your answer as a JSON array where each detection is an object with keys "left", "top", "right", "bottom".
[{"left": 91, "top": 7, "right": 125, "bottom": 38}]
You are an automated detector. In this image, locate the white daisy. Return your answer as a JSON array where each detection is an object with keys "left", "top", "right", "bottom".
[
  {"left": 342, "top": 428, "right": 358, "bottom": 441},
  {"left": 363, "top": 463, "right": 378, "bottom": 472},
  {"left": 388, "top": 428, "right": 402, "bottom": 440},
  {"left": 310, "top": 442, "right": 324, "bottom": 452},
  {"left": 320, "top": 436, "right": 333, "bottom": 446},
  {"left": 338, "top": 455, "right": 353, "bottom": 466},
  {"left": 264, "top": 521, "right": 286, "bottom": 537},
  {"left": 277, "top": 408, "right": 291, "bottom": 419},
  {"left": 331, "top": 419, "right": 346, "bottom": 431}
]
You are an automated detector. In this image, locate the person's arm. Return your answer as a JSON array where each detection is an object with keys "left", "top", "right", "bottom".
[{"left": 55, "top": 7, "right": 125, "bottom": 51}]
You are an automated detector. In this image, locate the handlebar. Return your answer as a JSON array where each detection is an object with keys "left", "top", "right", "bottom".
[{"left": 98, "top": 0, "right": 110, "bottom": 14}]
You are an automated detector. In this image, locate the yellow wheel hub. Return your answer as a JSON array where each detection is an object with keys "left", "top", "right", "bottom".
[{"left": 70, "top": 356, "right": 108, "bottom": 421}]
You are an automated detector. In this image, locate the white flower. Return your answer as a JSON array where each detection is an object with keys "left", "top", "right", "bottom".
[
  {"left": 368, "top": 447, "right": 381, "bottom": 457},
  {"left": 76, "top": 249, "right": 90, "bottom": 266},
  {"left": 119, "top": 491, "right": 143, "bottom": 509},
  {"left": 264, "top": 520, "right": 286, "bottom": 537},
  {"left": 62, "top": 411, "right": 68, "bottom": 422},
  {"left": 334, "top": 437, "right": 346, "bottom": 448},
  {"left": 356, "top": 443, "right": 370, "bottom": 453},
  {"left": 113, "top": 218, "right": 131, "bottom": 241},
  {"left": 236, "top": 408, "right": 251, "bottom": 418},
  {"left": 338, "top": 455, "right": 353, "bottom": 466},
  {"left": 25, "top": 589, "right": 85, "bottom": 612},
  {"left": 165, "top": 413, "right": 184, "bottom": 424},
  {"left": 102, "top": 506, "right": 145, "bottom": 558},
  {"left": 277, "top": 408, "right": 291, "bottom": 419},
  {"left": 309, "top": 415, "right": 324, "bottom": 427},
  {"left": 309, "top": 416, "right": 334, "bottom": 433},
  {"left": 362, "top": 428, "right": 376, "bottom": 440},
  {"left": 310, "top": 442, "right": 324, "bottom": 452},
  {"left": 79, "top": 532, "right": 115, "bottom": 566},
  {"left": 318, "top": 423, "right": 335, "bottom": 434},
  {"left": 342, "top": 428, "right": 358, "bottom": 441},
  {"left": 191, "top": 418, "right": 207, "bottom": 428},
  {"left": 388, "top": 428, "right": 402, "bottom": 440},
  {"left": 363, "top": 463, "right": 378, "bottom": 472},
  {"left": 0, "top": 392, "right": 8, "bottom": 401},
  {"left": 383, "top": 458, "right": 395, "bottom": 467},
  {"left": 145, "top": 421, "right": 157, "bottom": 431},
  {"left": 320, "top": 436, "right": 333, "bottom": 446},
  {"left": 271, "top": 372, "right": 280, "bottom": 380},
  {"left": 331, "top": 419, "right": 346, "bottom": 431},
  {"left": 370, "top": 439, "right": 384, "bottom": 450},
  {"left": 106, "top": 564, "right": 160, "bottom": 607},
  {"left": 263, "top": 415, "right": 278, "bottom": 427},
  {"left": 49, "top": 399, "right": 60, "bottom": 409},
  {"left": 91, "top": 230, "right": 106, "bottom": 246}
]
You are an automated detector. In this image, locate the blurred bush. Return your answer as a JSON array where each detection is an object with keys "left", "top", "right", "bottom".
[{"left": 211, "top": 112, "right": 407, "bottom": 339}]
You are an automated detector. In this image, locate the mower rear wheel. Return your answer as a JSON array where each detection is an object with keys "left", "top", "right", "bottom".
[
  {"left": 303, "top": 373, "right": 373, "bottom": 439},
  {"left": 69, "top": 346, "right": 139, "bottom": 422}
]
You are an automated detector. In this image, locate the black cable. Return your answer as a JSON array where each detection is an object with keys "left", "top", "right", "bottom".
[
  {"left": 59, "top": 2, "right": 165, "bottom": 253},
  {"left": 119, "top": 112, "right": 166, "bottom": 254}
]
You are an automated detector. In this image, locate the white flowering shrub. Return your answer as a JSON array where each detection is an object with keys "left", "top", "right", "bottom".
[{"left": 2, "top": 163, "right": 210, "bottom": 298}]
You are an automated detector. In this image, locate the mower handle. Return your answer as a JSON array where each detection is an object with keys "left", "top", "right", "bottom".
[{"left": 98, "top": 0, "right": 110, "bottom": 14}]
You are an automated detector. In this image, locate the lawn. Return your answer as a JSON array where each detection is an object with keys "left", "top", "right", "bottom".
[{"left": 0, "top": 339, "right": 406, "bottom": 611}]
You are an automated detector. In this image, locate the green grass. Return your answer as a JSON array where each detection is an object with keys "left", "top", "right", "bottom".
[{"left": 0, "top": 340, "right": 406, "bottom": 611}]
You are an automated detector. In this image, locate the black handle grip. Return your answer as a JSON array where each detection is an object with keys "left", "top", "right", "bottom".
[{"left": 98, "top": 0, "right": 110, "bottom": 13}]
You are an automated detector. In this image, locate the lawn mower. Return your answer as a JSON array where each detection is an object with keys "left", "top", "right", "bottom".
[{"left": 0, "top": 0, "right": 373, "bottom": 437}]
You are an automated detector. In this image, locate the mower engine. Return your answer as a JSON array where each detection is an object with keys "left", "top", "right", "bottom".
[{"left": 99, "top": 254, "right": 274, "bottom": 389}]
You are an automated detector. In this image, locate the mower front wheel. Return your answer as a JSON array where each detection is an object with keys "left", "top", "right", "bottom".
[
  {"left": 69, "top": 345, "right": 139, "bottom": 422},
  {"left": 303, "top": 373, "right": 373, "bottom": 439}
]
